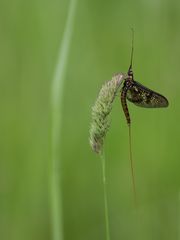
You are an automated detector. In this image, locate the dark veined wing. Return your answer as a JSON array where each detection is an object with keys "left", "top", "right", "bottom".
[{"left": 126, "top": 81, "right": 169, "bottom": 108}]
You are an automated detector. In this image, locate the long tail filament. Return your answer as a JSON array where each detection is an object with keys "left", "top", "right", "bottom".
[{"left": 128, "top": 124, "right": 137, "bottom": 206}]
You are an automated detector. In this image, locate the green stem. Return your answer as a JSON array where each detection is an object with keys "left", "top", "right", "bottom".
[
  {"left": 100, "top": 150, "right": 110, "bottom": 240},
  {"left": 50, "top": 1, "right": 78, "bottom": 240}
]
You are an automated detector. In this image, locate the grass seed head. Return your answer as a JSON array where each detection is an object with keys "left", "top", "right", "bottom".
[{"left": 89, "top": 73, "right": 126, "bottom": 154}]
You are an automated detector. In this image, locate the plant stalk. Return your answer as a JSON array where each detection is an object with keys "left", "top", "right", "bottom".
[
  {"left": 100, "top": 150, "right": 110, "bottom": 240},
  {"left": 50, "top": 1, "right": 78, "bottom": 240}
]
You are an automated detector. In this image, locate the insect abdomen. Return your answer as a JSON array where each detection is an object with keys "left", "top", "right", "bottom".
[{"left": 121, "top": 86, "right": 131, "bottom": 125}]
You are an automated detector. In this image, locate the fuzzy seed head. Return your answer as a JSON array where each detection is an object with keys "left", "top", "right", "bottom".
[{"left": 89, "top": 73, "right": 126, "bottom": 154}]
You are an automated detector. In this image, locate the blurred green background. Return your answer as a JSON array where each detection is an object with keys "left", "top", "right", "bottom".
[{"left": 1, "top": 0, "right": 180, "bottom": 239}]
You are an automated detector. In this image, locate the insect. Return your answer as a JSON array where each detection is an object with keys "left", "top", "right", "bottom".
[
  {"left": 121, "top": 29, "right": 169, "bottom": 125},
  {"left": 120, "top": 29, "right": 169, "bottom": 205}
]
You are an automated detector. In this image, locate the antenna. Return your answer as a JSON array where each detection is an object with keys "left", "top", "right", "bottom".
[{"left": 128, "top": 28, "right": 134, "bottom": 76}]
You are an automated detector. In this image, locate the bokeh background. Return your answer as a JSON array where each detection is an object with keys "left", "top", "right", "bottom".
[{"left": 1, "top": 0, "right": 180, "bottom": 239}]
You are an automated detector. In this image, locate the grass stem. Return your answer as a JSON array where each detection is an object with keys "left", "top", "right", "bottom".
[
  {"left": 100, "top": 150, "right": 110, "bottom": 240},
  {"left": 50, "top": 1, "right": 78, "bottom": 240}
]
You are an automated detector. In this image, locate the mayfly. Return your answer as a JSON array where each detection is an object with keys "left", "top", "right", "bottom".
[
  {"left": 121, "top": 29, "right": 168, "bottom": 125},
  {"left": 121, "top": 29, "right": 169, "bottom": 204}
]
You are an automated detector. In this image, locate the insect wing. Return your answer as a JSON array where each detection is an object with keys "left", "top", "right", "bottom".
[{"left": 126, "top": 81, "right": 169, "bottom": 108}]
